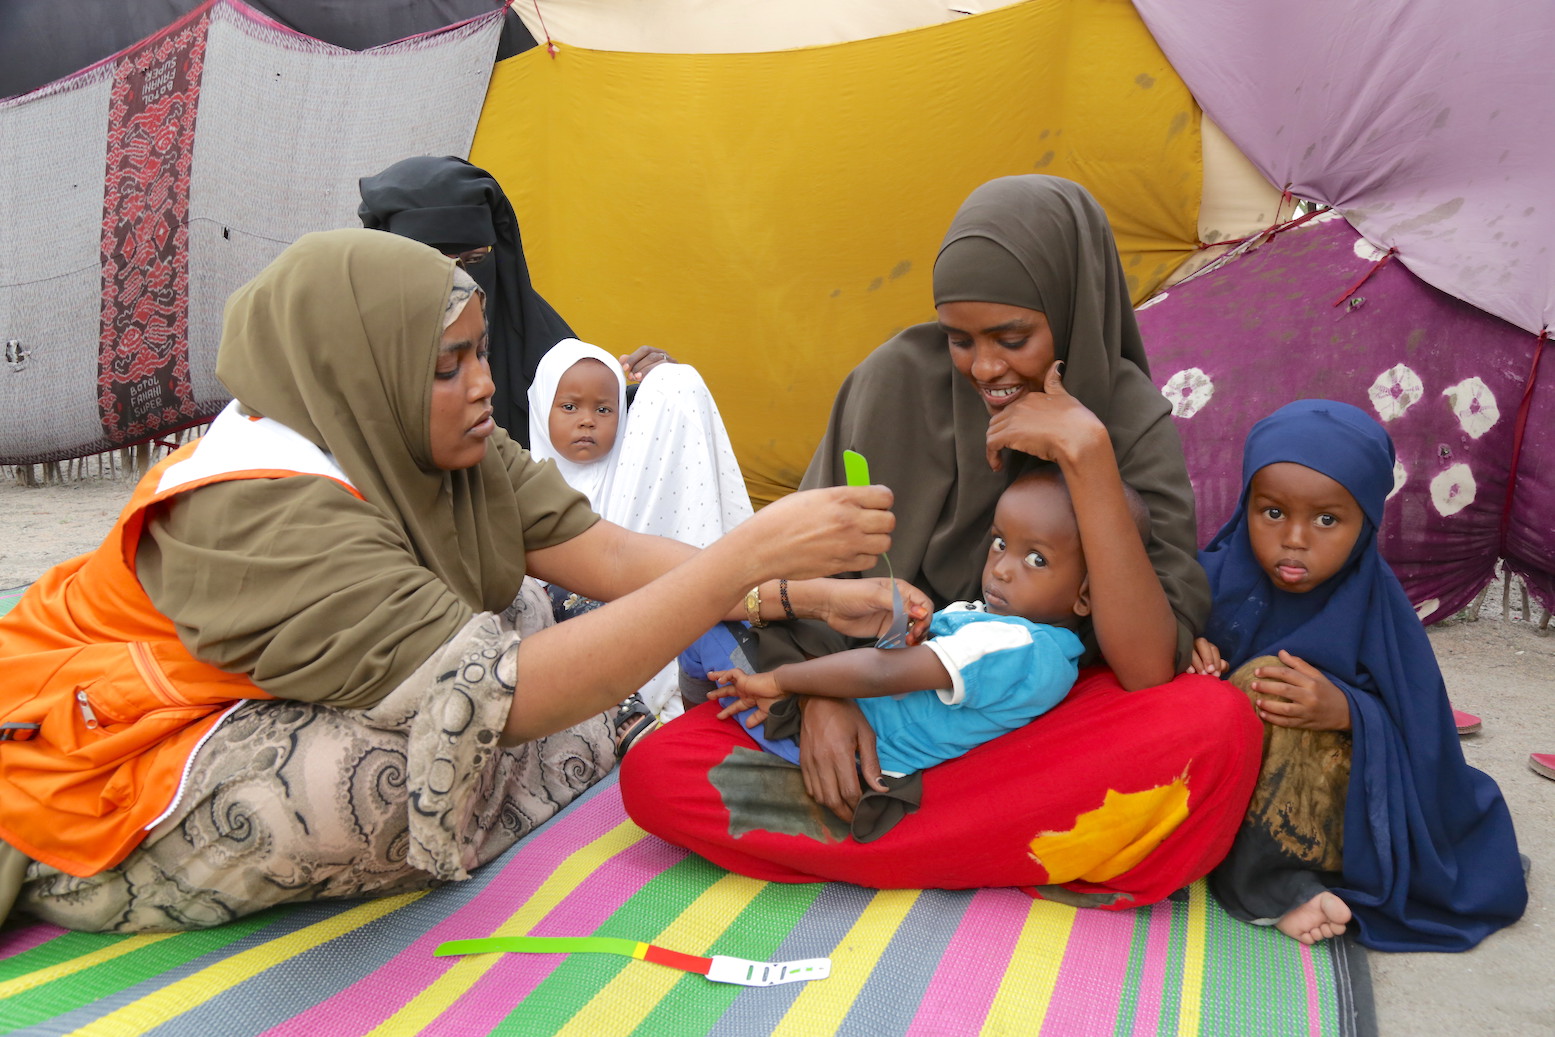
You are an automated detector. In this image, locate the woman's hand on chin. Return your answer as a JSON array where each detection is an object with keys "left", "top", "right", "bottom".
[
  {"left": 813, "top": 578, "right": 932, "bottom": 642},
  {"left": 985, "top": 361, "right": 1109, "bottom": 471},
  {"left": 734, "top": 485, "right": 896, "bottom": 581}
]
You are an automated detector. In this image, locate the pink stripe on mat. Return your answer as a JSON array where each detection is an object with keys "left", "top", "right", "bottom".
[
  {"left": 260, "top": 787, "right": 633, "bottom": 1037},
  {"left": 1127, "top": 901, "right": 1173, "bottom": 1036},
  {"left": 904, "top": 888, "right": 1028, "bottom": 1036},
  {"left": 1300, "top": 942, "right": 1321, "bottom": 1037},
  {"left": 1038, "top": 905, "right": 1136, "bottom": 1036},
  {"left": 425, "top": 835, "right": 687, "bottom": 1034},
  {"left": 0, "top": 922, "right": 69, "bottom": 961}
]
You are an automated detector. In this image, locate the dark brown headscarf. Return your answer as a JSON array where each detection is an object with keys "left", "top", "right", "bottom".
[{"left": 757, "top": 175, "right": 1208, "bottom": 669}]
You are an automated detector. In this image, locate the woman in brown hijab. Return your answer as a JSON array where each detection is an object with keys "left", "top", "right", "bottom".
[
  {"left": 0, "top": 229, "right": 921, "bottom": 932},
  {"left": 623, "top": 177, "right": 1263, "bottom": 905}
]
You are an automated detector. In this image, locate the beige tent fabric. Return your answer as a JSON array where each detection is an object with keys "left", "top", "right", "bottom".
[
  {"left": 1166, "top": 116, "right": 1290, "bottom": 286},
  {"left": 511, "top": 0, "right": 1021, "bottom": 54}
]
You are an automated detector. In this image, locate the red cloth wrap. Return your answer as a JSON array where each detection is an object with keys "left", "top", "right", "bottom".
[{"left": 622, "top": 668, "right": 1260, "bottom": 908}]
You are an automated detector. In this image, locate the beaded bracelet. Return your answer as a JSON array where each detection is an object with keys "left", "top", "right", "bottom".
[{"left": 779, "top": 578, "right": 797, "bottom": 621}]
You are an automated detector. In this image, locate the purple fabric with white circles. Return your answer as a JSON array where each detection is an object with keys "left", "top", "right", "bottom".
[{"left": 1137, "top": 213, "right": 1552, "bottom": 622}]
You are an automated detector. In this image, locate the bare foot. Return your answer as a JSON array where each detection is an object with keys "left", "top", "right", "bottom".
[{"left": 1276, "top": 891, "right": 1351, "bottom": 945}]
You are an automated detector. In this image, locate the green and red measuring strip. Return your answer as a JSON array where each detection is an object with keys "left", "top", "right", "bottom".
[{"left": 435, "top": 936, "right": 830, "bottom": 986}]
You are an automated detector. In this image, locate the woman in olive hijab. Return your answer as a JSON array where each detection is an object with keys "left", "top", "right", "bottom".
[
  {"left": 0, "top": 229, "right": 920, "bottom": 931},
  {"left": 623, "top": 177, "right": 1261, "bottom": 905}
]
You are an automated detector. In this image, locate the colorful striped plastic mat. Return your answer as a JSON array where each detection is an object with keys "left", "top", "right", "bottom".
[
  {"left": 0, "top": 771, "right": 1372, "bottom": 1036},
  {"left": 0, "top": 585, "right": 1371, "bottom": 1035}
]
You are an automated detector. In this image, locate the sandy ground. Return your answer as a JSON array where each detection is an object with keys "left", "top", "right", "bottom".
[{"left": 1, "top": 466, "right": 1550, "bottom": 1036}]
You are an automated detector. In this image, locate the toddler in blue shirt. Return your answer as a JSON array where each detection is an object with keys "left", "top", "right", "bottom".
[{"left": 712, "top": 467, "right": 1149, "bottom": 839}]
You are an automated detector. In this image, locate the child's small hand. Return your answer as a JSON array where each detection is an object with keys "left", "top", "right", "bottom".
[
  {"left": 1188, "top": 637, "right": 1227, "bottom": 677},
  {"left": 709, "top": 667, "right": 787, "bottom": 727},
  {"left": 1249, "top": 650, "right": 1352, "bottom": 731}
]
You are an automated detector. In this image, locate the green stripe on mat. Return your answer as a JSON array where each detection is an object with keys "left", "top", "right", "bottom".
[
  {"left": 1198, "top": 889, "right": 1344, "bottom": 1036},
  {"left": 1156, "top": 895, "right": 1190, "bottom": 1037},
  {"left": 491, "top": 853, "right": 732, "bottom": 1034},
  {"left": 0, "top": 930, "right": 134, "bottom": 982},
  {"left": 0, "top": 913, "right": 274, "bottom": 1033},
  {"left": 1113, "top": 904, "right": 1155, "bottom": 1037},
  {"left": 630, "top": 880, "right": 825, "bottom": 1036},
  {"left": 0, "top": 586, "right": 24, "bottom": 618},
  {"left": 1319, "top": 940, "right": 1343, "bottom": 1032}
]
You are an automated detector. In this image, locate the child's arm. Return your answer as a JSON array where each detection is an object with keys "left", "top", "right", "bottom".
[
  {"left": 711, "top": 646, "right": 954, "bottom": 725},
  {"left": 1249, "top": 649, "right": 1352, "bottom": 730},
  {"left": 1188, "top": 637, "right": 1228, "bottom": 677}
]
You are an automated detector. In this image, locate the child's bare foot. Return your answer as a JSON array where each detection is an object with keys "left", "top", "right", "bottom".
[{"left": 1276, "top": 891, "right": 1351, "bottom": 945}]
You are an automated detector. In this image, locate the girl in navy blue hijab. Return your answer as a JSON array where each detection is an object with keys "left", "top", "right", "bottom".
[{"left": 1194, "top": 399, "right": 1525, "bottom": 951}]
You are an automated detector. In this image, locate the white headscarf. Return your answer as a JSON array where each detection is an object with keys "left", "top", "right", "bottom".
[
  {"left": 526, "top": 339, "right": 629, "bottom": 509},
  {"left": 526, "top": 338, "right": 755, "bottom": 720},
  {"left": 606, "top": 363, "right": 753, "bottom": 548}
]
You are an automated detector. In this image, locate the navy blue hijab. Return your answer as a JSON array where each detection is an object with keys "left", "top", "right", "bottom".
[{"left": 1201, "top": 400, "right": 1525, "bottom": 951}]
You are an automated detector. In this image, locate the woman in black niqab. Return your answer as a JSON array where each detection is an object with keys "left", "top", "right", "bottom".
[{"left": 359, "top": 155, "right": 574, "bottom": 446}]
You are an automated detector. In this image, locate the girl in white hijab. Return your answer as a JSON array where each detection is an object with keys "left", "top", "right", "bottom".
[{"left": 528, "top": 340, "right": 754, "bottom": 720}]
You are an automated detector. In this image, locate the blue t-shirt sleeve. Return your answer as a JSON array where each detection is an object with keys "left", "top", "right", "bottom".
[
  {"left": 923, "top": 615, "right": 1081, "bottom": 713},
  {"left": 925, "top": 619, "right": 1034, "bottom": 706}
]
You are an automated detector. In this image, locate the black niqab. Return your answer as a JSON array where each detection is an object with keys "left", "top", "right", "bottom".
[{"left": 359, "top": 155, "right": 574, "bottom": 445}]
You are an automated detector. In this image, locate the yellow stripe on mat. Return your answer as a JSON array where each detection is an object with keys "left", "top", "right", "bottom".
[
  {"left": 66, "top": 892, "right": 422, "bottom": 1036},
  {"left": 555, "top": 871, "right": 770, "bottom": 1036},
  {"left": 1174, "top": 882, "right": 1209, "bottom": 1037},
  {"left": 364, "top": 819, "right": 648, "bottom": 1037},
  {"left": 772, "top": 889, "right": 920, "bottom": 1036},
  {"left": 0, "top": 933, "right": 180, "bottom": 998},
  {"left": 981, "top": 898, "right": 1077, "bottom": 1034}
]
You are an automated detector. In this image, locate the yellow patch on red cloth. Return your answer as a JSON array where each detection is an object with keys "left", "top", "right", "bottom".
[{"left": 1027, "top": 773, "right": 1192, "bottom": 883}]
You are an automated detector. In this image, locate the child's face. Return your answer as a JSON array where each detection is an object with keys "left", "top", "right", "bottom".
[
  {"left": 981, "top": 477, "right": 1089, "bottom": 626},
  {"left": 547, "top": 359, "right": 620, "bottom": 463},
  {"left": 1246, "top": 462, "right": 1364, "bottom": 593}
]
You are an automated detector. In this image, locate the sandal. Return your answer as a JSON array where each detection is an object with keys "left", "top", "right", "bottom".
[
  {"left": 1530, "top": 753, "right": 1555, "bottom": 781},
  {"left": 1451, "top": 708, "right": 1482, "bottom": 735},
  {"left": 613, "top": 694, "right": 657, "bottom": 759}
]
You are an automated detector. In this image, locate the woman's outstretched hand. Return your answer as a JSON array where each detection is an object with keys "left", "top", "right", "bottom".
[
  {"left": 739, "top": 486, "right": 896, "bottom": 581},
  {"left": 1250, "top": 650, "right": 1353, "bottom": 730},
  {"left": 984, "top": 361, "right": 1108, "bottom": 471},
  {"left": 816, "top": 578, "right": 932, "bottom": 643},
  {"left": 798, "top": 698, "right": 887, "bottom": 822}
]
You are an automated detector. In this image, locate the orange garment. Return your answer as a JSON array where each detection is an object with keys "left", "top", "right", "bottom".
[{"left": 0, "top": 442, "right": 361, "bottom": 877}]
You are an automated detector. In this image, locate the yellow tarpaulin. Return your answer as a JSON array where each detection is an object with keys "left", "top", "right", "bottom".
[{"left": 472, "top": 0, "right": 1201, "bottom": 504}]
